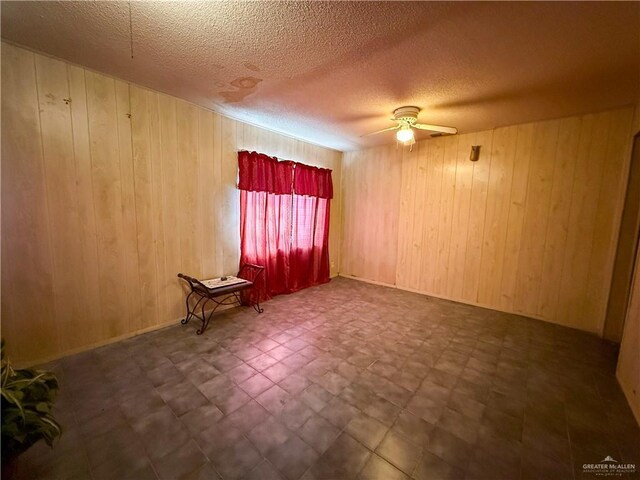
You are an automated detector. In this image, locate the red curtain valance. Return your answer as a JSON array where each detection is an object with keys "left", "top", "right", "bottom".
[
  {"left": 238, "top": 150, "right": 294, "bottom": 194},
  {"left": 293, "top": 162, "right": 333, "bottom": 199},
  {"left": 238, "top": 150, "right": 333, "bottom": 199}
]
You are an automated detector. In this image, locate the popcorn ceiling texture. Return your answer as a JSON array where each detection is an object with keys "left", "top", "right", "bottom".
[{"left": 2, "top": 1, "right": 639, "bottom": 151}]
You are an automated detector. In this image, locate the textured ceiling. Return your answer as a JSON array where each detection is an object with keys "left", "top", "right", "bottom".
[{"left": 2, "top": 1, "right": 639, "bottom": 151}]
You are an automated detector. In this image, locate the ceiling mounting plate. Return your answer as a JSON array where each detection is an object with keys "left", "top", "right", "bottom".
[{"left": 392, "top": 106, "right": 421, "bottom": 124}]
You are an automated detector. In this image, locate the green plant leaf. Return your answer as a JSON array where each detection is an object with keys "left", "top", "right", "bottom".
[
  {"left": 1, "top": 389, "right": 25, "bottom": 421},
  {"left": 1, "top": 340, "right": 62, "bottom": 461}
]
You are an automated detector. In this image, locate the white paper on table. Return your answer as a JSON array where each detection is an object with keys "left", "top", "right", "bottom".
[{"left": 201, "top": 276, "right": 248, "bottom": 289}]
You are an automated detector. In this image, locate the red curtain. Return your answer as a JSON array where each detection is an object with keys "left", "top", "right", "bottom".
[
  {"left": 238, "top": 151, "right": 332, "bottom": 302},
  {"left": 293, "top": 162, "right": 333, "bottom": 199},
  {"left": 238, "top": 151, "right": 294, "bottom": 194}
]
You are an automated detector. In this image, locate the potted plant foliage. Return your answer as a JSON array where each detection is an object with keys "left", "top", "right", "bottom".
[{"left": 1, "top": 340, "right": 62, "bottom": 473}]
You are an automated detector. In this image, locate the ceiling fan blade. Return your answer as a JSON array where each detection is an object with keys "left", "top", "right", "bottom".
[
  {"left": 361, "top": 125, "right": 400, "bottom": 137},
  {"left": 414, "top": 123, "right": 458, "bottom": 135}
]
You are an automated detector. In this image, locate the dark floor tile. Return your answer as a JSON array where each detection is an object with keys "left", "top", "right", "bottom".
[
  {"left": 310, "top": 432, "right": 371, "bottom": 480},
  {"left": 210, "top": 385, "right": 252, "bottom": 415},
  {"left": 375, "top": 431, "right": 422, "bottom": 475},
  {"left": 196, "top": 417, "right": 245, "bottom": 459},
  {"left": 392, "top": 410, "right": 432, "bottom": 448},
  {"left": 520, "top": 448, "right": 573, "bottom": 480},
  {"left": 279, "top": 373, "right": 311, "bottom": 395},
  {"left": 447, "top": 390, "right": 486, "bottom": 421},
  {"left": 407, "top": 393, "right": 446, "bottom": 424},
  {"left": 298, "top": 414, "right": 341, "bottom": 453},
  {"left": 166, "top": 387, "right": 210, "bottom": 417},
  {"left": 481, "top": 407, "right": 523, "bottom": 442},
  {"left": 257, "top": 384, "right": 293, "bottom": 415},
  {"left": 413, "top": 451, "right": 464, "bottom": 480},
  {"left": 152, "top": 439, "right": 207, "bottom": 480},
  {"left": 93, "top": 459, "right": 158, "bottom": 480},
  {"left": 211, "top": 437, "right": 262, "bottom": 480},
  {"left": 299, "top": 384, "right": 334, "bottom": 412},
  {"left": 466, "top": 447, "right": 520, "bottom": 480},
  {"left": 436, "top": 407, "right": 481, "bottom": 444},
  {"left": 182, "top": 462, "right": 222, "bottom": 480},
  {"left": 245, "top": 459, "right": 285, "bottom": 480},
  {"left": 227, "top": 399, "right": 271, "bottom": 433},
  {"left": 319, "top": 396, "right": 360, "bottom": 428},
  {"left": 358, "top": 454, "right": 410, "bottom": 480},
  {"left": 228, "top": 363, "right": 259, "bottom": 384},
  {"left": 364, "top": 395, "right": 402, "bottom": 426},
  {"left": 247, "top": 416, "right": 294, "bottom": 455},
  {"left": 280, "top": 398, "right": 317, "bottom": 430},
  {"left": 235, "top": 346, "right": 263, "bottom": 362},
  {"left": 198, "top": 374, "right": 235, "bottom": 400},
  {"left": 248, "top": 352, "right": 280, "bottom": 371},
  {"left": 267, "top": 434, "right": 319, "bottom": 480},
  {"left": 86, "top": 425, "right": 148, "bottom": 471},
  {"left": 179, "top": 403, "right": 224, "bottom": 435},
  {"left": 346, "top": 412, "right": 389, "bottom": 450},
  {"left": 239, "top": 372, "right": 275, "bottom": 397},
  {"left": 264, "top": 363, "right": 296, "bottom": 383},
  {"left": 18, "top": 278, "right": 640, "bottom": 480},
  {"left": 424, "top": 427, "right": 472, "bottom": 470},
  {"left": 315, "top": 370, "right": 351, "bottom": 395},
  {"left": 208, "top": 352, "right": 244, "bottom": 373},
  {"left": 146, "top": 363, "right": 185, "bottom": 387}
]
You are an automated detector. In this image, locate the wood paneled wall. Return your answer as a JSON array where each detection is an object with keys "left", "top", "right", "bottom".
[
  {"left": 341, "top": 107, "right": 635, "bottom": 334},
  {"left": 616, "top": 104, "right": 640, "bottom": 425},
  {"left": 617, "top": 246, "right": 640, "bottom": 424},
  {"left": 1, "top": 42, "right": 341, "bottom": 365}
]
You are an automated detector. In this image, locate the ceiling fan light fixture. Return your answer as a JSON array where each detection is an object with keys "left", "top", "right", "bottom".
[{"left": 396, "top": 126, "right": 414, "bottom": 143}]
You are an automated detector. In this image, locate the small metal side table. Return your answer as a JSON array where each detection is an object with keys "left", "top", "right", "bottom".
[{"left": 177, "top": 263, "right": 264, "bottom": 335}]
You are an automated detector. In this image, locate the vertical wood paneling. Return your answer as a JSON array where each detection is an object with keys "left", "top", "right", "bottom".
[
  {"left": 499, "top": 123, "right": 534, "bottom": 311},
  {"left": 477, "top": 126, "right": 517, "bottom": 306},
  {"left": 513, "top": 120, "right": 559, "bottom": 315},
  {"left": 115, "top": 81, "right": 142, "bottom": 333},
  {"left": 419, "top": 139, "right": 445, "bottom": 294},
  {"left": 434, "top": 136, "right": 459, "bottom": 295},
  {"left": 556, "top": 114, "right": 609, "bottom": 330},
  {"left": 85, "top": 71, "right": 128, "bottom": 339},
  {"left": 67, "top": 65, "right": 103, "bottom": 347},
  {"left": 341, "top": 107, "right": 635, "bottom": 335},
  {"left": 584, "top": 109, "right": 635, "bottom": 331},
  {"left": 396, "top": 143, "right": 418, "bottom": 288},
  {"left": 199, "top": 110, "right": 216, "bottom": 278},
  {"left": 462, "top": 129, "right": 493, "bottom": 303},
  {"left": 616, "top": 246, "right": 640, "bottom": 424},
  {"left": 409, "top": 142, "right": 429, "bottom": 291},
  {"left": 35, "top": 54, "right": 85, "bottom": 351},
  {"left": 342, "top": 145, "right": 400, "bottom": 285},
  {"left": 1, "top": 43, "right": 58, "bottom": 360},
  {"left": 537, "top": 117, "right": 581, "bottom": 319},
  {"left": 177, "top": 101, "right": 200, "bottom": 277},
  {"left": 447, "top": 133, "right": 474, "bottom": 298},
  {"left": 2, "top": 43, "right": 342, "bottom": 365},
  {"left": 212, "top": 113, "right": 225, "bottom": 277},
  {"left": 221, "top": 116, "right": 239, "bottom": 275},
  {"left": 130, "top": 86, "right": 158, "bottom": 330},
  {"left": 158, "top": 94, "right": 182, "bottom": 321},
  {"left": 147, "top": 90, "right": 165, "bottom": 328}
]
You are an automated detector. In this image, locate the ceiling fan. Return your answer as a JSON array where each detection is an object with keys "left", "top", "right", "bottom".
[{"left": 363, "top": 106, "right": 457, "bottom": 146}]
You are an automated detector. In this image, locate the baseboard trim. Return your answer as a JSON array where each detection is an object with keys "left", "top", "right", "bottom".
[
  {"left": 337, "top": 274, "right": 601, "bottom": 337},
  {"left": 15, "top": 305, "right": 236, "bottom": 368}
]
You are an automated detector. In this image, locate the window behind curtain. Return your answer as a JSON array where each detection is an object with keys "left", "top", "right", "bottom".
[{"left": 238, "top": 151, "right": 333, "bottom": 302}]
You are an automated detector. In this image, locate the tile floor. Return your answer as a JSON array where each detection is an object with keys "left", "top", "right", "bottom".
[{"left": 12, "top": 277, "right": 639, "bottom": 480}]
